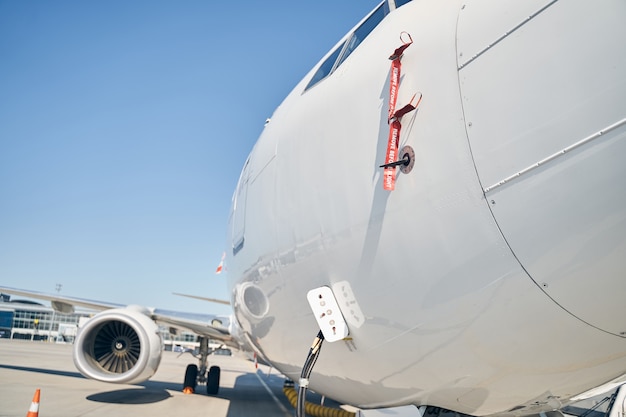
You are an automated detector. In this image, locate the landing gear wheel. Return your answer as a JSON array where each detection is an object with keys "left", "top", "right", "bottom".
[
  {"left": 183, "top": 364, "right": 198, "bottom": 393},
  {"left": 206, "top": 365, "right": 221, "bottom": 395}
]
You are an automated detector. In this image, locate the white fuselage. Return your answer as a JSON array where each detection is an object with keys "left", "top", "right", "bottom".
[{"left": 227, "top": 0, "right": 626, "bottom": 415}]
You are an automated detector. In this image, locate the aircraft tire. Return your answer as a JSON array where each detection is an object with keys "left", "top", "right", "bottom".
[
  {"left": 206, "top": 365, "right": 220, "bottom": 395},
  {"left": 183, "top": 364, "right": 198, "bottom": 392}
]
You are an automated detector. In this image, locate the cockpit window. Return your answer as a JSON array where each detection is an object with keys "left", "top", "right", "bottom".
[
  {"left": 394, "top": 0, "right": 412, "bottom": 8},
  {"left": 335, "top": 3, "right": 389, "bottom": 69},
  {"left": 304, "top": 2, "right": 391, "bottom": 92},
  {"left": 304, "top": 41, "right": 346, "bottom": 91},
  {"left": 303, "top": 1, "right": 414, "bottom": 92}
]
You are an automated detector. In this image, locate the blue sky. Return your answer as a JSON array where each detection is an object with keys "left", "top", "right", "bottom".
[{"left": 0, "top": 1, "right": 381, "bottom": 316}]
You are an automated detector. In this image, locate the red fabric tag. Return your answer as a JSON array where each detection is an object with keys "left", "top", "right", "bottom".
[{"left": 383, "top": 120, "right": 402, "bottom": 191}]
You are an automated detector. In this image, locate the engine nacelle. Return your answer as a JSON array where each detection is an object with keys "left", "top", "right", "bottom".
[{"left": 73, "top": 306, "right": 163, "bottom": 384}]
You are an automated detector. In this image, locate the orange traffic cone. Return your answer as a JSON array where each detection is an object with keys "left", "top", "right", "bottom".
[{"left": 26, "top": 388, "right": 40, "bottom": 417}]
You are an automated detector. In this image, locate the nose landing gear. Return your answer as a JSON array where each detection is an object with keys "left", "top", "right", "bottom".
[{"left": 182, "top": 337, "right": 221, "bottom": 395}]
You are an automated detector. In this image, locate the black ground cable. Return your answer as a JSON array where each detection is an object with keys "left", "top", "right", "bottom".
[{"left": 297, "top": 330, "right": 325, "bottom": 417}]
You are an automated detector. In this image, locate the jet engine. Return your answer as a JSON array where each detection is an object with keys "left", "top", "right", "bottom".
[{"left": 73, "top": 306, "right": 163, "bottom": 384}]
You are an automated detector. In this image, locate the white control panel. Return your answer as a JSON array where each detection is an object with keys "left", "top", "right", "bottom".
[{"left": 306, "top": 286, "right": 349, "bottom": 342}]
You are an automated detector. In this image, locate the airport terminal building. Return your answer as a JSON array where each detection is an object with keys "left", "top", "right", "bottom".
[{"left": 0, "top": 295, "right": 90, "bottom": 342}]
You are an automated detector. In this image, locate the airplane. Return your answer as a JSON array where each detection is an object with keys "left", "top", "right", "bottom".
[{"left": 3, "top": 0, "right": 626, "bottom": 416}]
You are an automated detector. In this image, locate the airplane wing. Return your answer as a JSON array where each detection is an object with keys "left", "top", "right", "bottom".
[
  {"left": 0, "top": 285, "right": 242, "bottom": 395},
  {"left": 0, "top": 285, "right": 235, "bottom": 343},
  {"left": 0, "top": 285, "right": 123, "bottom": 312},
  {"left": 172, "top": 292, "right": 231, "bottom": 305},
  {"left": 150, "top": 308, "right": 239, "bottom": 348}
]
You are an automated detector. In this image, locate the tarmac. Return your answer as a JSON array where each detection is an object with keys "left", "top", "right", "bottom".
[{"left": 0, "top": 339, "right": 301, "bottom": 417}]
